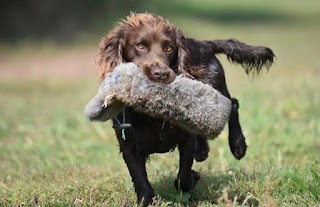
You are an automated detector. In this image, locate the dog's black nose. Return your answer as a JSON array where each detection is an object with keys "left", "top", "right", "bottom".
[
  {"left": 141, "top": 63, "right": 176, "bottom": 84},
  {"left": 152, "top": 69, "right": 170, "bottom": 81}
]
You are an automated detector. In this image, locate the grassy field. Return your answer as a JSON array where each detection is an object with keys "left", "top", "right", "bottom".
[{"left": 1, "top": 1, "right": 320, "bottom": 206}]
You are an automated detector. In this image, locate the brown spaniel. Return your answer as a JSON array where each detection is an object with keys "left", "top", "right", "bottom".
[{"left": 96, "top": 13, "right": 274, "bottom": 206}]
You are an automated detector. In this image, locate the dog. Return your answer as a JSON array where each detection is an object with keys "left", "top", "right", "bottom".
[{"left": 96, "top": 13, "right": 274, "bottom": 206}]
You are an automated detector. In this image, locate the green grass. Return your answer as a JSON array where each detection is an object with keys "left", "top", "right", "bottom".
[{"left": 1, "top": 1, "right": 320, "bottom": 206}]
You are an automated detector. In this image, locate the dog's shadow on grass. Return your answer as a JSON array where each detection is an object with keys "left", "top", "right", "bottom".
[{"left": 152, "top": 170, "right": 259, "bottom": 206}]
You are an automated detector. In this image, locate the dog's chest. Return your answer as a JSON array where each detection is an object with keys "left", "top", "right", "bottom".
[{"left": 115, "top": 108, "right": 191, "bottom": 154}]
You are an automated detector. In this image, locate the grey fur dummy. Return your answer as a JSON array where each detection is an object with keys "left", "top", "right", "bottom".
[{"left": 84, "top": 63, "right": 232, "bottom": 139}]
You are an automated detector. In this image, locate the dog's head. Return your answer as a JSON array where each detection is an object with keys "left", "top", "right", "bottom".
[{"left": 97, "top": 13, "right": 189, "bottom": 84}]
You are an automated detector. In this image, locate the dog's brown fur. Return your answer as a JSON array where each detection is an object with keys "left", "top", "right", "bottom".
[
  {"left": 96, "top": 13, "right": 274, "bottom": 206},
  {"left": 97, "top": 13, "right": 190, "bottom": 83}
]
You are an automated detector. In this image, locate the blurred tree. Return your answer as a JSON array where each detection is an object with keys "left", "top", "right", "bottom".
[
  {"left": 0, "top": 0, "right": 290, "bottom": 43},
  {"left": 0, "top": 0, "right": 147, "bottom": 42}
]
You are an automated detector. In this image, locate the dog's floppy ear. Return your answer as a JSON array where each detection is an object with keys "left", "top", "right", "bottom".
[
  {"left": 173, "top": 28, "right": 190, "bottom": 74},
  {"left": 97, "top": 27, "right": 126, "bottom": 81}
]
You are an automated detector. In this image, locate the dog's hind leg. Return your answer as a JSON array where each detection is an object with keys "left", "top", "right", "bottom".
[
  {"left": 218, "top": 85, "right": 247, "bottom": 160},
  {"left": 207, "top": 64, "right": 247, "bottom": 160},
  {"left": 205, "top": 61, "right": 247, "bottom": 160},
  {"left": 219, "top": 82, "right": 247, "bottom": 160},
  {"left": 227, "top": 97, "right": 247, "bottom": 160},
  {"left": 174, "top": 134, "right": 200, "bottom": 192}
]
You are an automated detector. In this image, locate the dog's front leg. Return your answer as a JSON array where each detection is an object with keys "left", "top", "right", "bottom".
[
  {"left": 121, "top": 145, "right": 155, "bottom": 206},
  {"left": 195, "top": 136, "right": 210, "bottom": 162},
  {"left": 174, "top": 134, "right": 200, "bottom": 192}
]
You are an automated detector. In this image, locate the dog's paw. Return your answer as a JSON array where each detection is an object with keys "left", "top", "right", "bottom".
[
  {"left": 174, "top": 170, "right": 200, "bottom": 192},
  {"left": 138, "top": 194, "right": 155, "bottom": 207},
  {"left": 230, "top": 135, "right": 247, "bottom": 160},
  {"left": 195, "top": 137, "right": 210, "bottom": 162},
  {"left": 195, "top": 145, "right": 209, "bottom": 162}
]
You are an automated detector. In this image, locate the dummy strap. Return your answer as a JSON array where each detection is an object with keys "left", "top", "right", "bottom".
[{"left": 113, "top": 109, "right": 132, "bottom": 140}]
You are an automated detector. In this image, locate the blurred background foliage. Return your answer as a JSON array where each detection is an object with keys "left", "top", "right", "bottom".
[{"left": 1, "top": 0, "right": 320, "bottom": 43}]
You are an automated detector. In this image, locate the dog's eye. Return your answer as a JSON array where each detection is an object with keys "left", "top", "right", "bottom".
[
  {"left": 136, "top": 44, "right": 145, "bottom": 50},
  {"left": 165, "top": 46, "right": 173, "bottom": 53}
]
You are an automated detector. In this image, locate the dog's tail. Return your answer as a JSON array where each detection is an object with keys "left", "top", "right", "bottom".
[{"left": 204, "top": 39, "right": 275, "bottom": 75}]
